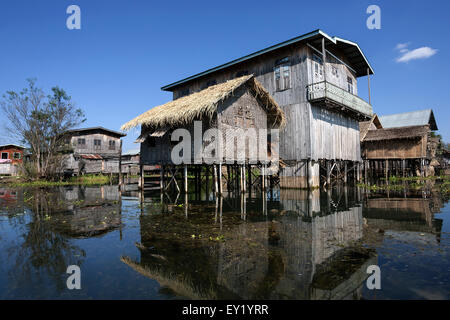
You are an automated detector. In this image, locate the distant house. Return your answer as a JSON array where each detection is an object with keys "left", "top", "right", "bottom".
[
  {"left": 63, "top": 127, "right": 126, "bottom": 175},
  {"left": 0, "top": 144, "right": 25, "bottom": 176},
  {"left": 121, "top": 149, "right": 140, "bottom": 175},
  {"left": 360, "top": 109, "right": 439, "bottom": 177}
]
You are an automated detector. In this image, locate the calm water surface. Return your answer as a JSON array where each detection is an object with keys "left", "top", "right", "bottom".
[{"left": 0, "top": 183, "right": 449, "bottom": 299}]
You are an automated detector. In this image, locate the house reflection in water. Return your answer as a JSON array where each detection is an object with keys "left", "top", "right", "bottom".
[
  {"left": 122, "top": 187, "right": 377, "bottom": 300},
  {"left": 51, "top": 185, "right": 123, "bottom": 238}
]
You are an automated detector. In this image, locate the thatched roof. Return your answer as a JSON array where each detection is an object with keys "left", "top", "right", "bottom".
[
  {"left": 363, "top": 125, "right": 429, "bottom": 142},
  {"left": 121, "top": 75, "right": 285, "bottom": 131},
  {"left": 359, "top": 114, "right": 382, "bottom": 142}
]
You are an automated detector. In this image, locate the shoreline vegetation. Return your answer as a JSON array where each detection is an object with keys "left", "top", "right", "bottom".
[
  {"left": 0, "top": 174, "right": 114, "bottom": 187},
  {"left": 357, "top": 175, "right": 450, "bottom": 196}
]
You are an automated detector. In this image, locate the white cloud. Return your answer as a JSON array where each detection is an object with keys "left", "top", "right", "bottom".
[
  {"left": 396, "top": 47, "right": 438, "bottom": 63},
  {"left": 395, "top": 43, "right": 410, "bottom": 51}
]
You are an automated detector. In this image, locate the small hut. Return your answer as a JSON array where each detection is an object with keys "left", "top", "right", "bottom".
[
  {"left": 360, "top": 109, "right": 438, "bottom": 178},
  {"left": 121, "top": 75, "right": 285, "bottom": 193}
]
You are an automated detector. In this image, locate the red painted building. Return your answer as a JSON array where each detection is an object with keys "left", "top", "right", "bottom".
[
  {"left": 0, "top": 144, "right": 25, "bottom": 176},
  {"left": 0, "top": 144, "right": 25, "bottom": 164}
]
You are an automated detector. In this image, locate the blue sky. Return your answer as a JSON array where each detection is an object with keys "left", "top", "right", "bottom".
[{"left": 0, "top": 0, "right": 449, "bottom": 152}]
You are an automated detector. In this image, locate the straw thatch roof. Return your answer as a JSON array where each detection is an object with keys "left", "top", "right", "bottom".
[
  {"left": 121, "top": 75, "right": 285, "bottom": 131},
  {"left": 359, "top": 114, "right": 382, "bottom": 142},
  {"left": 363, "top": 125, "right": 429, "bottom": 142}
]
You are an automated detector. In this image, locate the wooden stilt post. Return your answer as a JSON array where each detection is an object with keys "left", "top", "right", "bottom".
[
  {"left": 242, "top": 164, "right": 246, "bottom": 193},
  {"left": 344, "top": 161, "right": 348, "bottom": 184},
  {"left": 327, "top": 161, "right": 331, "bottom": 187},
  {"left": 184, "top": 165, "right": 188, "bottom": 193},
  {"left": 226, "top": 165, "right": 231, "bottom": 191},
  {"left": 239, "top": 165, "right": 244, "bottom": 193},
  {"left": 119, "top": 140, "right": 123, "bottom": 186},
  {"left": 139, "top": 164, "right": 144, "bottom": 190},
  {"left": 357, "top": 162, "right": 361, "bottom": 183},
  {"left": 160, "top": 165, "right": 164, "bottom": 190},
  {"left": 262, "top": 164, "right": 266, "bottom": 190},
  {"left": 218, "top": 163, "right": 222, "bottom": 195},
  {"left": 402, "top": 159, "right": 406, "bottom": 178},
  {"left": 385, "top": 159, "right": 389, "bottom": 184},
  {"left": 247, "top": 164, "right": 251, "bottom": 193},
  {"left": 213, "top": 164, "right": 218, "bottom": 195}
]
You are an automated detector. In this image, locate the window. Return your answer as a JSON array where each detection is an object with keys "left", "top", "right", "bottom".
[
  {"left": 94, "top": 139, "right": 102, "bottom": 150},
  {"left": 331, "top": 66, "right": 339, "bottom": 78},
  {"left": 109, "top": 140, "right": 116, "bottom": 150},
  {"left": 274, "top": 57, "right": 291, "bottom": 91},
  {"left": 347, "top": 76, "right": 354, "bottom": 94},
  {"left": 312, "top": 54, "right": 323, "bottom": 77},
  {"left": 77, "top": 138, "right": 86, "bottom": 148},
  {"left": 13, "top": 152, "right": 21, "bottom": 160},
  {"left": 1, "top": 152, "right": 8, "bottom": 159}
]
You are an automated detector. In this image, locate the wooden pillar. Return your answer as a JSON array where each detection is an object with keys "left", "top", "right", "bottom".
[
  {"left": 385, "top": 159, "right": 389, "bottom": 183},
  {"left": 226, "top": 165, "right": 231, "bottom": 191},
  {"left": 247, "top": 165, "right": 252, "bottom": 193},
  {"left": 139, "top": 164, "right": 144, "bottom": 190},
  {"left": 242, "top": 164, "right": 246, "bottom": 193},
  {"left": 344, "top": 161, "right": 348, "bottom": 184},
  {"left": 160, "top": 165, "right": 164, "bottom": 190},
  {"left": 327, "top": 161, "right": 331, "bottom": 186},
  {"left": 213, "top": 164, "right": 218, "bottom": 195},
  {"left": 184, "top": 165, "right": 188, "bottom": 193},
  {"left": 261, "top": 164, "right": 266, "bottom": 190},
  {"left": 402, "top": 159, "right": 406, "bottom": 178},
  {"left": 218, "top": 163, "right": 222, "bottom": 194},
  {"left": 357, "top": 162, "right": 361, "bottom": 182},
  {"left": 118, "top": 139, "right": 123, "bottom": 186}
]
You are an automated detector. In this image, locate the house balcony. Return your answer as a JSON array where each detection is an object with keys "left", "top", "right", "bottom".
[{"left": 306, "top": 81, "right": 373, "bottom": 120}]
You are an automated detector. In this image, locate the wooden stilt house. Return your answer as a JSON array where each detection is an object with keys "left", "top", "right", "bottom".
[
  {"left": 360, "top": 109, "right": 439, "bottom": 178},
  {"left": 121, "top": 75, "right": 285, "bottom": 192},
  {"left": 157, "top": 29, "right": 374, "bottom": 188}
]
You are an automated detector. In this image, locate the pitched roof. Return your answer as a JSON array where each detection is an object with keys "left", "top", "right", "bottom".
[
  {"left": 379, "top": 109, "right": 437, "bottom": 130},
  {"left": 0, "top": 144, "right": 26, "bottom": 150},
  {"left": 121, "top": 75, "right": 286, "bottom": 131},
  {"left": 66, "top": 127, "right": 126, "bottom": 137},
  {"left": 359, "top": 114, "right": 382, "bottom": 142},
  {"left": 161, "top": 29, "right": 374, "bottom": 91},
  {"left": 363, "top": 125, "right": 429, "bottom": 142}
]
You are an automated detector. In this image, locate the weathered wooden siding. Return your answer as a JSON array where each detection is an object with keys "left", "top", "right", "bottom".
[
  {"left": 70, "top": 133, "right": 121, "bottom": 156},
  {"left": 310, "top": 107, "right": 361, "bottom": 161},
  {"left": 362, "top": 137, "right": 426, "bottom": 159},
  {"left": 170, "top": 43, "right": 362, "bottom": 163}
]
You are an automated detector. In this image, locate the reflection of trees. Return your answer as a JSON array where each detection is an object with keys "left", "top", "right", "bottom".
[{"left": 3, "top": 185, "right": 121, "bottom": 297}]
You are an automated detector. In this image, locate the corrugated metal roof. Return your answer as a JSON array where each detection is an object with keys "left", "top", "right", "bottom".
[
  {"left": 66, "top": 127, "right": 126, "bottom": 137},
  {"left": 379, "top": 109, "right": 437, "bottom": 130},
  {"left": 122, "top": 149, "right": 140, "bottom": 156},
  {"left": 80, "top": 154, "right": 103, "bottom": 160},
  {"left": 161, "top": 29, "right": 374, "bottom": 91}
]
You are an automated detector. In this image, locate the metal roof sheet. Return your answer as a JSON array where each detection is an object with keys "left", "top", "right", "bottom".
[
  {"left": 161, "top": 29, "right": 374, "bottom": 91},
  {"left": 379, "top": 109, "right": 437, "bottom": 130}
]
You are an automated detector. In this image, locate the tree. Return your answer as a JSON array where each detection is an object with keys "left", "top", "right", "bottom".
[{"left": 1, "top": 79, "right": 86, "bottom": 179}]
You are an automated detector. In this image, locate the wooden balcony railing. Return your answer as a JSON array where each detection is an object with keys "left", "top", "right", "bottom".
[{"left": 306, "top": 81, "right": 373, "bottom": 117}]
